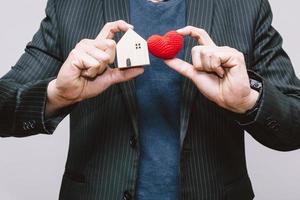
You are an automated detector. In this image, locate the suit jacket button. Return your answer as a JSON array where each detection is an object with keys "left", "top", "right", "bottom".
[
  {"left": 129, "top": 135, "right": 137, "bottom": 148},
  {"left": 266, "top": 116, "right": 273, "bottom": 123},
  {"left": 23, "top": 122, "right": 29, "bottom": 130},
  {"left": 29, "top": 120, "right": 36, "bottom": 129},
  {"left": 123, "top": 191, "right": 132, "bottom": 200},
  {"left": 271, "top": 123, "right": 280, "bottom": 132},
  {"left": 267, "top": 120, "right": 276, "bottom": 127},
  {"left": 266, "top": 119, "right": 280, "bottom": 132}
]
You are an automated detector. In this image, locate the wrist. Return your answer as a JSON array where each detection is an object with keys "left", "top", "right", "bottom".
[
  {"left": 236, "top": 89, "right": 259, "bottom": 114},
  {"left": 46, "top": 79, "right": 74, "bottom": 117}
]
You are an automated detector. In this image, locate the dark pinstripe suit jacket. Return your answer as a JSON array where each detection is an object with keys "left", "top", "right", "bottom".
[{"left": 1, "top": 0, "right": 300, "bottom": 199}]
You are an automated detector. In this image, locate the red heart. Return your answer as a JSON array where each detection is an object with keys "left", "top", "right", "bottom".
[{"left": 147, "top": 31, "right": 183, "bottom": 60}]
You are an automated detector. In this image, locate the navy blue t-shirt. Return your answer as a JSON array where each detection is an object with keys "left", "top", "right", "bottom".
[{"left": 130, "top": 0, "right": 186, "bottom": 199}]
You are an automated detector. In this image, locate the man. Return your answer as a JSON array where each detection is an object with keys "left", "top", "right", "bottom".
[{"left": 0, "top": 0, "right": 299, "bottom": 199}]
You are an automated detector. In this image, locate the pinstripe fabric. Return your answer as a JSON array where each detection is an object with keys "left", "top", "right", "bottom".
[
  {"left": 103, "top": 0, "right": 140, "bottom": 139},
  {"left": 0, "top": 0, "right": 300, "bottom": 199},
  {"left": 180, "top": 0, "right": 214, "bottom": 146}
]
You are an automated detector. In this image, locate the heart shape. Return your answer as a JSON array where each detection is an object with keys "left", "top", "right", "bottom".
[{"left": 147, "top": 31, "right": 183, "bottom": 59}]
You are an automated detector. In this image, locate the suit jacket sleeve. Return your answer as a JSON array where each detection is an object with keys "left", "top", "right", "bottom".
[
  {"left": 0, "top": 0, "right": 69, "bottom": 137},
  {"left": 235, "top": 0, "right": 300, "bottom": 151}
]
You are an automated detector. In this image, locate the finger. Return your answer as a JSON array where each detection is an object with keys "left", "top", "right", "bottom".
[
  {"left": 85, "top": 46, "right": 110, "bottom": 64},
  {"left": 91, "top": 39, "right": 116, "bottom": 64},
  {"left": 108, "top": 67, "right": 145, "bottom": 84},
  {"left": 71, "top": 51, "right": 98, "bottom": 70},
  {"left": 103, "top": 39, "right": 116, "bottom": 64},
  {"left": 78, "top": 52, "right": 103, "bottom": 78},
  {"left": 177, "top": 26, "right": 215, "bottom": 46},
  {"left": 76, "top": 39, "right": 111, "bottom": 62},
  {"left": 83, "top": 66, "right": 100, "bottom": 79},
  {"left": 93, "top": 39, "right": 111, "bottom": 49},
  {"left": 84, "top": 63, "right": 108, "bottom": 76},
  {"left": 97, "top": 64, "right": 109, "bottom": 75},
  {"left": 210, "top": 54, "right": 225, "bottom": 78},
  {"left": 77, "top": 40, "right": 115, "bottom": 71},
  {"left": 192, "top": 46, "right": 215, "bottom": 72},
  {"left": 192, "top": 46, "right": 226, "bottom": 77},
  {"left": 215, "top": 67, "right": 225, "bottom": 78},
  {"left": 200, "top": 49, "right": 212, "bottom": 72},
  {"left": 164, "top": 58, "right": 195, "bottom": 80},
  {"left": 96, "top": 20, "right": 134, "bottom": 40},
  {"left": 204, "top": 50, "right": 244, "bottom": 76},
  {"left": 214, "top": 51, "right": 234, "bottom": 68},
  {"left": 191, "top": 46, "right": 203, "bottom": 71},
  {"left": 217, "top": 47, "right": 246, "bottom": 69}
]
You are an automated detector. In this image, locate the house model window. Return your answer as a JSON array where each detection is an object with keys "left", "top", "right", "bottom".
[
  {"left": 135, "top": 43, "right": 141, "bottom": 49},
  {"left": 116, "top": 29, "right": 150, "bottom": 68}
]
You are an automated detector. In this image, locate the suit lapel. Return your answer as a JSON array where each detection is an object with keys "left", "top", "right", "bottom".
[
  {"left": 103, "top": 0, "right": 139, "bottom": 136},
  {"left": 180, "top": 0, "right": 215, "bottom": 146}
]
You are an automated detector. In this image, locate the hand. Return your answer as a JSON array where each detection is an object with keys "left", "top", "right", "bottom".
[
  {"left": 46, "top": 20, "right": 144, "bottom": 116},
  {"left": 164, "top": 26, "right": 259, "bottom": 114}
]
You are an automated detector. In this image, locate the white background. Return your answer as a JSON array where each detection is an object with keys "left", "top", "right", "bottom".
[{"left": 0, "top": 0, "right": 299, "bottom": 199}]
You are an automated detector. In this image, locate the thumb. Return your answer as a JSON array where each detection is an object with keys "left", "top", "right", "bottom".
[
  {"left": 164, "top": 58, "right": 195, "bottom": 80},
  {"left": 109, "top": 67, "right": 144, "bottom": 84},
  {"left": 164, "top": 58, "right": 218, "bottom": 93}
]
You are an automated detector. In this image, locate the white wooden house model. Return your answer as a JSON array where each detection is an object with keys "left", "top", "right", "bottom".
[{"left": 116, "top": 28, "right": 150, "bottom": 68}]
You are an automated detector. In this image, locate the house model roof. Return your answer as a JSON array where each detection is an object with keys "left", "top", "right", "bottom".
[{"left": 117, "top": 28, "right": 147, "bottom": 45}]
